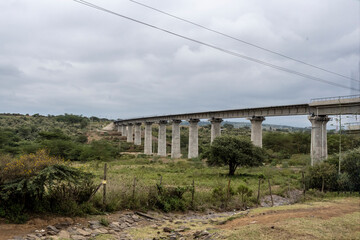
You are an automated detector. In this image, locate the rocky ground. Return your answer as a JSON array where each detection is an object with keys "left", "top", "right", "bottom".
[
  {"left": 6, "top": 210, "right": 235, "bottom": 240},
  {"left": 1, "top": 191, "right": 311, "bottom": 240}
]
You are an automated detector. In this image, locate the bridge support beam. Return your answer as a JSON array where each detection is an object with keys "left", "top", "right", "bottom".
[
  {"left": 144, "top": 122, "right": 153, "bottom": 155},
  {"left": 171, "top": 120, "right": 182, "bottom": 158},
  {"left": 127, "top": 123, "right": 133, "bottom": 142},
  {"left": 249, "top": 116, "right": 265, "bottom": 147},
  {"left": 309, "top": 115, "right": 330, "bottom": 165},
  {"left": 210, "top": 118, "right": 223, "bottom": 143},
  {"left": 117, "top": 125, "right": 121, "bottom": 133},
  {"left": 158, "top": 120, "right": 168, "bottom": 156},
  {"left": 134, "top": 123, "right": 142, "bottom": 146},
  {"left": 188, "top": 119, "right": 200, "bottom": 159}
]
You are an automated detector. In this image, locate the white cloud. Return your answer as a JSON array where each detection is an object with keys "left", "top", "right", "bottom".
[{"left": 0, "top": 0, "right": 358, "bottom": 126}]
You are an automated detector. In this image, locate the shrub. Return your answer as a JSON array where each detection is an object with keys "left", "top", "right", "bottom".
[
  {"left": 341, "top": 147, "right": 360, "bottom": 191},
  {"left": 306, "top": 162, "right": 338, "bottom": 191},
  {"left": 0, "top": 151, "right": 96, "bottom": 222}
]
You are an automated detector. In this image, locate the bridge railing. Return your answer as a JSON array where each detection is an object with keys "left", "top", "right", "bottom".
[{"left": 311, "top": 94, "right": 360, "bottom": 103}]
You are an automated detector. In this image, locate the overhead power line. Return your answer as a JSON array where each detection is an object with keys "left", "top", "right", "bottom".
[
  {"left": 72, "top": 0, "right": 359, "bottom": 92},
  {"left": 130, "top": 0, "right": 360, "bottom": 84}
]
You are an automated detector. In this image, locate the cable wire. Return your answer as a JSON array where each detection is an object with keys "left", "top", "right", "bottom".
[
  {"left": 72, "top": 0, "right": 359, "bottom": 92},
  {"left": 130, "top": 0, "right": 360, "bottom": 84}
]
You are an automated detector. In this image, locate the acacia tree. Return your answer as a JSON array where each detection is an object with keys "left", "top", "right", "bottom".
[{"left": 206, "top": 136, "right": 265, "bottom": 176}]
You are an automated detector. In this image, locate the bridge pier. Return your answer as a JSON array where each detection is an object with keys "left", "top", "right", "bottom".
[
  {"left": 127, "top": 123, "right": 133, "bottom": 142},
  {"left": 134, "top": 123, "right": 142, "bottom": 145},
  {"left": 210, "top": 118, "right": 223, "bottom": 143},
  {"left": 122, "top": 125, "right": 127, "bottom": 137},
  {"left": 158, "top": 120, "right": 168, "bottom": 156},
  {"left": 249, "top": 116, "right": 265, "bottom": 147},
  {"left": 117, "top": 125, "right": 121, "bottom": 133},
  {"left": 171, "top": 119, "right": 182, "bottom": 158},
  {"left": 188, "top": 119, "right": 200, "bottom": 159},
  {"left": 144, "top": 122, "right": 153, "bottom": 155},
  {"left": 309, "top": 115, "right": 330, "bottom": 165}
]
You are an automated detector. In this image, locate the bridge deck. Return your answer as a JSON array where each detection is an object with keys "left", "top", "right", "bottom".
[{"left": 116, "top": 98, "right": 360, "bottom": 124}]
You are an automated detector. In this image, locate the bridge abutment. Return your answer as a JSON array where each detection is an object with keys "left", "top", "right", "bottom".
[
  {"left": 249, "top": 116, "right": 265, "bottom": 147},
  {"left": 158, "top": 120, "right": 168, "bottom": 156},
  {"left": 210, "top": 118, "right": 223, "bottom": 143},
  {"left": 309, "top": 115, "right": 330, "bottom": 165},
  {"left": 171, "top": 120, "right": 182, "bottom": 158},
  {"left": 134, "top": 123, "right": 142, "bottom": 146},
  {"left": 144, "top": 122, "right": 153, "bottom": 155},
  {"left": 188, "top": 118, "right": 200, "bottom": 159}
]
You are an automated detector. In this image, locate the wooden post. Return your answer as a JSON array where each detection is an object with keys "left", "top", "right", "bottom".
[
  {"left": 288, "top": 179, "right": 291, "bottom": 198},
  {"left": 132, "top": 177, "right": 137, "bottom": 201},
  {"left": 256, "top": 178, "right": 261, "bottom": 207},
  {"left": 268, "top": 179, "right": 274, "bottom": 207},
  {"left": 226, "top": 179, "right": 231, "bottom": 208},
  {"left": 103, "top": 163, "right": 107, "bottom": 208},
  {"left": 302, "top": 171, "right": 306, "bottom": 199},
  {"left": 191, "top": 179, "right": 195, "bottom": 209},
  {"left": 321, "top": 177, "right": 325, "bottom": 193}
]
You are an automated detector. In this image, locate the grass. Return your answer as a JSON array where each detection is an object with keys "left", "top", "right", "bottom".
[
  {"left": 72, "top": 154, "right": 305, "bottom": 211},
  {"left": 221, "top": 197, "right": 360, "bottom": 240}
]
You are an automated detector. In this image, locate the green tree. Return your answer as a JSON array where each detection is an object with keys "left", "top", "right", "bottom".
[
  {"left": 341, "top": 147, "right": 360, "bottom": 191},
  {"left": 206, "top": 136, "right": 265, "bottom": 176}
]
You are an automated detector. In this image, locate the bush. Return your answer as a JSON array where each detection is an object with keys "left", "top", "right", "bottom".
[
  {"left": 150, "top": 183, "right": 191, "bottom": 212},
  {"left": 0, "top": 151, "right": 96, "bottom": 222},
  {"left": 306, "top": 162, "right": 338, "bottom": 191},
  {"left": 341, "top": 147, "right": 360, "bottom": 191}
]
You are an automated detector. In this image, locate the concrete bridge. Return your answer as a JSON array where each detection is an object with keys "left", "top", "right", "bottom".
[{"left": 114, "top": 95, "right": 360, "bottom": 165}]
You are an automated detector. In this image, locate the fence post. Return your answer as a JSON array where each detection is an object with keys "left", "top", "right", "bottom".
[
  {"left": 302, "top": 171, "right": 306, "bottom": 200},
  {"left": 256, "top": 178, "right": 261, "bottom": 207},
  {"left": 191, "top": 179, "right": 195, "bottom": 209},
  {"left": 132, "top": 177, "right": 137, "bottom": 202},
  {"left": 268, "top": 178, "right": 274, "bottom": 207},
  {"left": 103, "top": 163, "right": 107, "bottom": 208}
]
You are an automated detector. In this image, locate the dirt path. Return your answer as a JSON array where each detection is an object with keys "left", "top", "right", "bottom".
[{"left": 220, "top": 199, "right": 360, "bottom": 230}]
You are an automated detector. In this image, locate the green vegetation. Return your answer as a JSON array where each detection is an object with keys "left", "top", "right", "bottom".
[
  {"left": 306, "top": 147, "right": 360, "bottom": 192},
  {"left": 205, "top": 136, "right": 265, "bottom": 175},
  {"left": 0, "top": 150, "right": 96, "bottom": 223},
  {"left": 0, "top": 113, "right": 359, "bottom": 224}
]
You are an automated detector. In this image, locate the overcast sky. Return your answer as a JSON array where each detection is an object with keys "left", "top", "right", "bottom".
[{"left": 0, "top": 0, "right": 359, "bottom": 127}]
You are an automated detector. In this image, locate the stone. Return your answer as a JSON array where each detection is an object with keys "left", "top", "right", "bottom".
[
  {"left": 57, "top": 230, "right": 70, "bottom": 239},
  {"left": 75, "top": 228, "right": 91, "bottom": 236},
  {"left": 46, "top": 226, "right": 59, "bottom": 233},
  {"left": 69, "top": 235, "right": 86, "bottom": 240},
  {"left": 163, "top": 227, "right": 173, "bottom": 233},
  {"left": 26, "top": 234, "right": 40, "bottom": 240}
]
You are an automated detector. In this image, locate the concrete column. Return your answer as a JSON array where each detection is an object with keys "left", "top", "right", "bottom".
[
  {"left": 144, "top": 122, "right": 153, "bottom": 155},
  {"left": 127, "top": 123, "right": 134, "bottom": 142},
  {"left": 308, "top": 115, "right": 330, "bottom": 165},
  {"left": 117, "top": 125, "right": 121, "bottom": 133},
  {"left": 122, "top": 125, "right": 127, "bottom": 137},
  {"left": 188, "top": 119, "right": 200, "bottom": 159},
  {"left": 171, "top": 119, "right": 182, "bottom": 158},
  {"left": 134, "top": 123, "right": 142, "bottom": 146},
  {"left": 157, "top": 120, "right": 168, "bottom": 156},
  {"left": 210, "top": 118, "right": 223, "bottom": 143},
  {"left": 249, "top": 116, "right": 265, "bottom": 147}
]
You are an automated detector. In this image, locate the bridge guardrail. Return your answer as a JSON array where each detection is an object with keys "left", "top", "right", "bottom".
[{"left": 311, "top": 94, "right": 360, "bottom": 103}]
